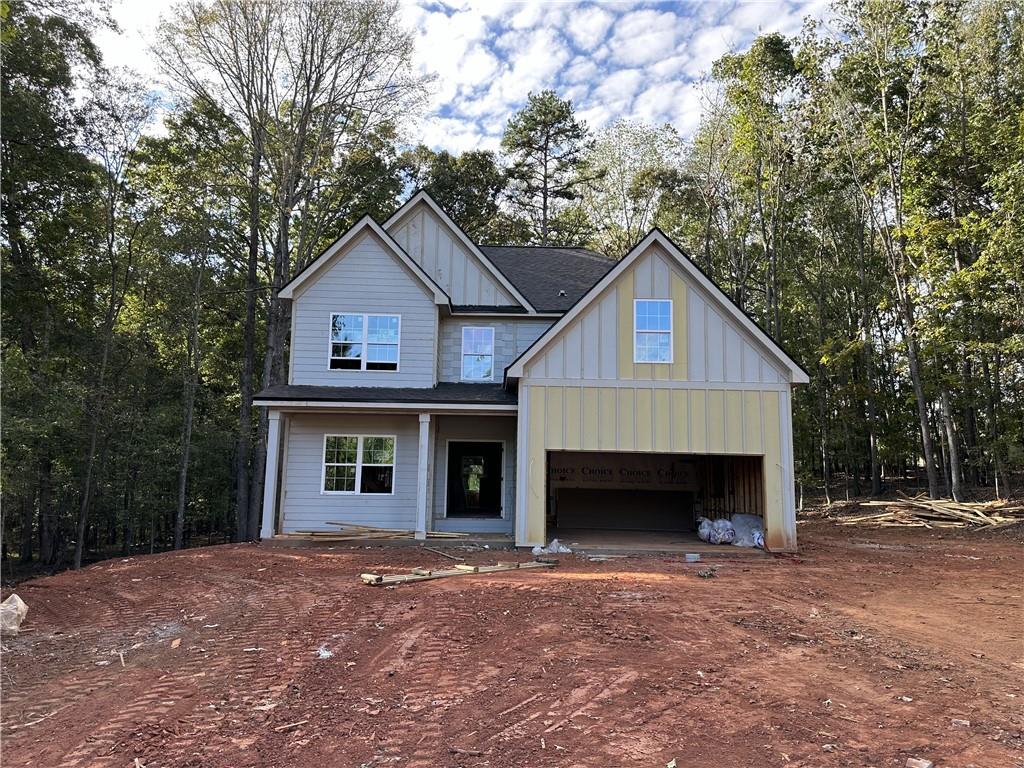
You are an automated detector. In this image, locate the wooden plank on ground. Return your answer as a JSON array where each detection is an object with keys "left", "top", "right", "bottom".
[{"left": 360, "top": 561, "right": 554, "bottom": 586}]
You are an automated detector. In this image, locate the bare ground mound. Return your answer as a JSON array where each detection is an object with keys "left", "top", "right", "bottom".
[{"left": 2, "top": 522, "right": 1021, "bottom": 767}]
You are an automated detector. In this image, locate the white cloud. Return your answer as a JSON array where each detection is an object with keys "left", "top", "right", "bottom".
[
  {"left": 95, "top": 0, "right": 835, "bottom": 153},
  {"left": 607, "top": 9, "right": 687, "bottom": 67},
  {"left": 686, "top": 25, "right": 738, "bottom": 76},
  {"left": 593, "top": 68, "right": 644, "bottom": 114},
  {"left": 563, "top": 56, "right": 599, "bottom": 84},
  {"left": 567, "top": 5, "right": 614, "bottom": 50}
]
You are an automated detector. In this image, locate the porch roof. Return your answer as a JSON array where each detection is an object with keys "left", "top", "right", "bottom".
[{"left": 254, "top": 382, "right": 517, "bottom": 409}]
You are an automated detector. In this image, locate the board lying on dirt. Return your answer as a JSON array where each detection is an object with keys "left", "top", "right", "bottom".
[{"left": 360, "top": 560, "right": 555, "bottom": 586}]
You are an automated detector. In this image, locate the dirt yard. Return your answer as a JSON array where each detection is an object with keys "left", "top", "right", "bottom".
[{"left": 1, "top": 522, "right": 1021, "bottom": 768}]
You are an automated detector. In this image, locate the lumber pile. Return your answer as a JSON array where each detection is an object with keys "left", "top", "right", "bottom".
[
  {"left": 360, "top": 560, "right": 554, "bottom": 586},
  {"left": 838, "top": 495, "right": 1024, "bottom": 530},
  {"left": 278, "top": 521, "right": 471, "bottom": 542}
]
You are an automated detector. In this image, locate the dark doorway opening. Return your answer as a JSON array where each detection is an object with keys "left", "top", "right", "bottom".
[{"left": 447, "top": 441, "right": 503, "bottom": 518}]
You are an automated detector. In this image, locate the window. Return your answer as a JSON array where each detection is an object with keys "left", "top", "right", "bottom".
[
  {"left": 634, "top": 299, "right": 672, "bottom": 363},
  {"left": 323, "top": 435, "right": 395, "bottom": 494},
  {"left": 461, "top": 326, "right": 494, "bottom": 381},
  {"left": 330, "top": 313, "right": 400, "bottom": 371}
]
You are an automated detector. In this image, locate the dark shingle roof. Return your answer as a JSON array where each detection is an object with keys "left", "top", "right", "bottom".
[
  {"left": 479, "top": 246, "right": 615, "bottom": 312},
  {"left": 254, "top": 382, "right": 517, "bottom": 405}
]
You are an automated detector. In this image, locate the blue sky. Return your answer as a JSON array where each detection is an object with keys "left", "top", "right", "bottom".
[{"left": 97, "top": 0, "right": 833, "bottom": 150}]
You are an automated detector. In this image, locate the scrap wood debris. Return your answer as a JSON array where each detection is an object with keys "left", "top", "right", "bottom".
[
  {"left": 360, "top": 560, "right": 555, "bottom": 586},
  {"left": 839, "top": 495, "right": 1023, "bottom": 530},
  {"left": 279, "top": 521, "right": 471, "bottom": 542}
]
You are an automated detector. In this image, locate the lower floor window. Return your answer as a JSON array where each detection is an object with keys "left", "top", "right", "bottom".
[{"left": 323, "top": 435, "right": 395, "bottom": 494}]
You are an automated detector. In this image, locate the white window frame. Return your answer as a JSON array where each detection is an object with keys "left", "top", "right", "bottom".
[
  {"left": 328, "top": 312, "right": 401, "bottom": 372},
  {"left": 460, "top": 326, "right": 495, "bottom": 382},
  {"left": 321, "top": 434, "right": 397, "bottom": 495},
  {"left": 633, "top": 299, "right": 673, "bottom": 364}
]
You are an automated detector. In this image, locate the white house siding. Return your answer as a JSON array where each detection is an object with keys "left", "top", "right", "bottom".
[
  {"left": 388, "top": 203, "right": 519, "bottom": 307},
  {"left": 438, "top": 317, "right": 552, "bottom": 383},
  {"left": 289, "top": 231, "right": 438, "bottom": 387},
  {"left": 280, "top": 413, "right": 419, "bottom": 533},
  {"left": 430, "top": 415, "right": 517, "bottom": 534}
]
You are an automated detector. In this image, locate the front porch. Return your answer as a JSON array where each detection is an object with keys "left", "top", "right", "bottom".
[{"left": 255, "top": 384, "right": 519, "bottom": 541}]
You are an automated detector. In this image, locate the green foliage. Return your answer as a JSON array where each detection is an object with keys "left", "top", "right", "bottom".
[
  {"left": 400, "top": 144, "right": 511, "bottom": 242},
  {"left": 501, "top": 90, "right": 597, "bottom": 245},
  {"left": 3, "top": 0, "right": 1021, "bottom": 573}
]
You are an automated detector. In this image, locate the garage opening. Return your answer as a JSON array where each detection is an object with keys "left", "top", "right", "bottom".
[{"left": 546, "top": 450, "right": 764, "bottom": 548}]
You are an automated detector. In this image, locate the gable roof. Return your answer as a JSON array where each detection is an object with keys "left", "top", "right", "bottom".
[
  {"left": 383, "top": 190, "right": 537, "bottom": 312},
  {"left": 278, "top": 216, "right": 449, "bottom": 303},
  {"left": 505, "top": 229, "right": 810, "bottom": 384},
  {"left": 480, "top": 246, "right": 615, "bottom": 312}
]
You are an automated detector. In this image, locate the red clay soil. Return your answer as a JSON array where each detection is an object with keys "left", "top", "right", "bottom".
[{"left": 1, "top": 522, "right": 1021, "bottom": 768}]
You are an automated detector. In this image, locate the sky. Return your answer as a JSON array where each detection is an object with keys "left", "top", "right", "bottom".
[{"left": 95, "top": 0, "right": 833, "bottom": 152}]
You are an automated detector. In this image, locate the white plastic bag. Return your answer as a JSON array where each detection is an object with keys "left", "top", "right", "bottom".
[
  {"left": 0, "top": 594, "right": 28, "bottom": 636},
  {"left": 531, "top": 538, "right": 572, "bottom": 555},
  {"left": 731, "top": 513, "right": 765, "bottom": 548},
  {"left": 708, "top": 518, "right": 735, "bottom": 545},
  {"left": 696, "top": 516, "right": 713, "bottom": 542}
]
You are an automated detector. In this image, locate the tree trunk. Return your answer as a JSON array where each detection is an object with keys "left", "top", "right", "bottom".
[
  {"left": 856, "top": 213, "right": 882, "bottom": 496},
  {"left": 175, "top": 272, "right": 201, "bottom": 550},
  {"left": 20, "top": 495, "right": 33, "bottom": 563},
  {"left": 936, "top": 408, "right": 951, "bottom": 497},
  {"left": 250, "top": 211, "right": 292, "bottom": 536},
  {"left": 235, "top": 145, "right": 262, "bottom": 541},
  {"left": 940, "top": 387, "right": 963, "bottom": 501},
  {"left": 38, "top": 455, "right": 55, "bottom": 565},
  {"left": 901, "top": 300, "right": 939, "bottom": 498},
  {"left": 74, "top": 322, "right": 113, "bottom": 570}
]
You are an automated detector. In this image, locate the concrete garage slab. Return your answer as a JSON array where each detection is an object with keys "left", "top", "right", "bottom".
[{"left": 550, "top": 528, "right": 770, "bottom": 557}]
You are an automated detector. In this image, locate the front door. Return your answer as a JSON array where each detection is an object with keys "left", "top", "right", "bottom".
[{"left": 447, "top": 441, "right": 503, "bottom": 517}]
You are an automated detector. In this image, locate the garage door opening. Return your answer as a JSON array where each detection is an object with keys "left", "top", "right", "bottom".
[{"left": 546, "top": 450, "right": 765, "bottom": 550}]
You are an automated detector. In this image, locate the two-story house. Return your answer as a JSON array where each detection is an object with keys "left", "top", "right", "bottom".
[{"left": 254, "top": 191, "right": 809, "bottom": 551}]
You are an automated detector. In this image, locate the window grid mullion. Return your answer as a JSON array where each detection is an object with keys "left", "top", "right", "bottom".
[{"left": 355, "top": 436, "right": 364, "bottom": 489}]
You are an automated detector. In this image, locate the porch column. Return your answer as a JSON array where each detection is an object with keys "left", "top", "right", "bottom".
[
  {"left": 260, "top": 410, "right": 283, "bottom": 540},
  {"left": 415, "top": 413, "right": 431, "bottom": 540}
]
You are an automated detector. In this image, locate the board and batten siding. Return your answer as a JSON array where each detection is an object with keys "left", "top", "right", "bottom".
[
  {"left": 523, "top": 244, "right": 785, "bottom": 384},
  {"left": 388, "top": 202, "right": 518, "bottom": 307},
  {"left": 289, "top": 231, "right": 437, "bottom": 387},
  {"left": 515, "top": 241, "right": 797, "bottom": 552},
  {"left": 518, "top": 384, "right": 792, "bottom": 550},
  {"left": 430, "top": 415, "right": 517, "bottom": 533},
  {"left": 438, "top": 317, "right": 552, "bottom": 382},
  {"left": 279, "top": 413, "right": 419, "bottom": 533}
]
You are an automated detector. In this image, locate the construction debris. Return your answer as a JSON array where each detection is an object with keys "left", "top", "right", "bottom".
[
  {"left": 838, "top": 495, "right": 1023, "bottom": 530},
  {"left": 280, "top": 521, "right": 472, "bottom": 542},
  {"left": 360, "top": 560, "right": 555, "bottom": 586},
  {"left": 1, "top": 594, "right": 28, "bottom": 636},
  {"left": 531, "top": 538, "right": 571, "bottom": 555},
  {"left": 422, "top": 546, "right": 464, "bottom": 561}
]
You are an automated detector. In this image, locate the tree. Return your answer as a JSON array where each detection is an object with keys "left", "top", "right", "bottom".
[
  {"left": 1, "top": 0, "right": 106, "bottom": 566},
  {"left": 817, "top": 0, "right": 942, "bottom": 498},
  {"left": 582, "top": 121, "right": 682, "bottom": 258},
  {"left": 401, "top": 145, "right": 510, "bottom": 241},
  {"left": 72, "top": 72, "right": 155, "bottom": 569},
  {"left": 501, "top": 90, "right": 596, "bottom": 246},
  {"left": 157, "top": 0, "right": 427, "bottom": 539}
]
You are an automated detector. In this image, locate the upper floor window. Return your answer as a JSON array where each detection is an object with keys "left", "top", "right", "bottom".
[
  {"left": 634, "top": 299, "right": 672, "bottom": 363},
  {"left": 461, "top": 326, "right": 495, "bottom": 381},
  {"left": 330, "top": 313, "right": 400, "bottom": 371}
]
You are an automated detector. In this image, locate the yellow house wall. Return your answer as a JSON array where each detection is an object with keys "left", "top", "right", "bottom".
[
  {"left": 516, "top": 243, "right": 798, "bottom": 553},
  {"left": 522, "top": 384, "right": 794, "bottom": 551}
]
